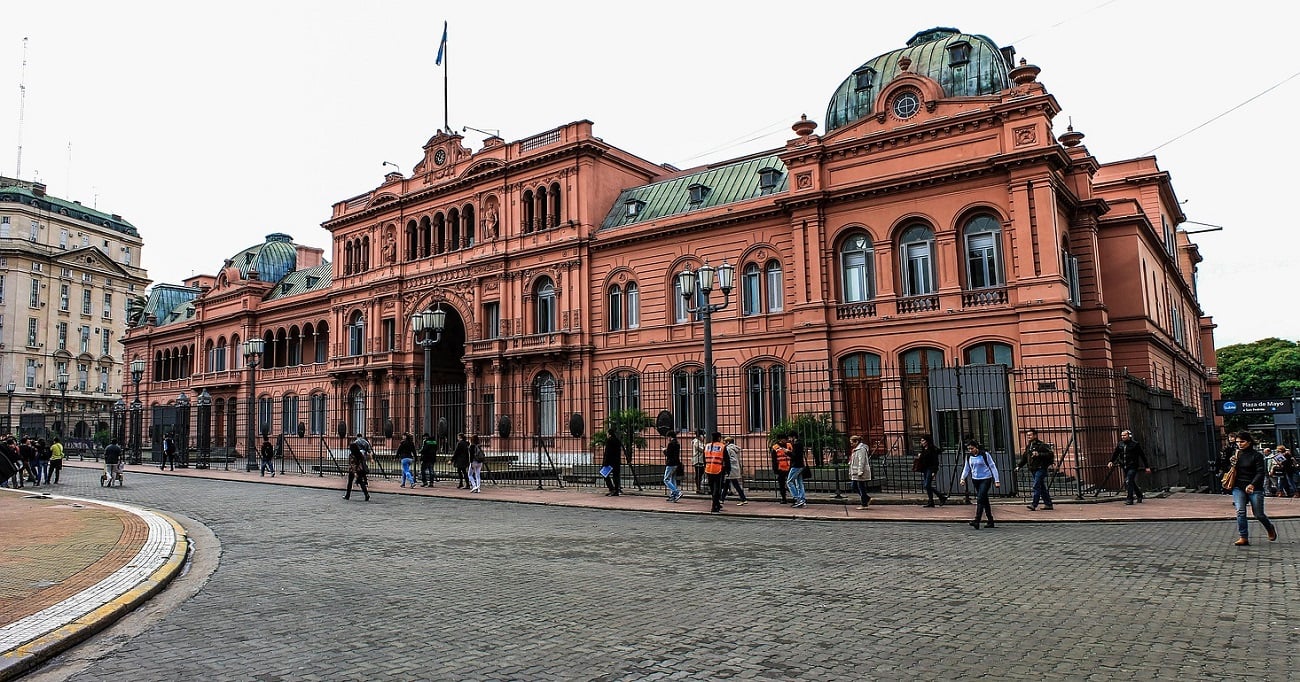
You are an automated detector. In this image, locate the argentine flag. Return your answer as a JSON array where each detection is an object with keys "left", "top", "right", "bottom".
[{"left": 435, "top": 21, "right": 448, "bottom": 66}]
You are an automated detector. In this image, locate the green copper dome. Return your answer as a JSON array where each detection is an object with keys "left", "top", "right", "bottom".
[{"left": 824, "top": 27, "right": 1014, "bottom": 133}]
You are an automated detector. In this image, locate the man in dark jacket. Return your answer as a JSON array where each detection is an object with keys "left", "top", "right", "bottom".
[
  {"left": 602, "top": 431, "right": 623, "bottom": 496},
  {"left": 1108, "top": 429, "right": 1151, "bottom": 505},
  {"left": 418, "top": 433, "right": 438, "bottom": 487},
  {"left": 451, "top": 433, "right": 471, "bottom": 489},
  {"left": 1021, "top": 429, "right": 1055, "bottom": 511}
]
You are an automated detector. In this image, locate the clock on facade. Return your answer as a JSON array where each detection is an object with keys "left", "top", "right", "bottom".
[
  {"left": 434, "top": 148, "right": 447, "bottom": 166},
  {"left": 892, "top": 91, "right": 920, "bottom": 119}
]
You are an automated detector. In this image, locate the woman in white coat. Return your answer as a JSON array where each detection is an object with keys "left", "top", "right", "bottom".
[{"left": 848, "top": 435, "right": 872, "bottom": 510}]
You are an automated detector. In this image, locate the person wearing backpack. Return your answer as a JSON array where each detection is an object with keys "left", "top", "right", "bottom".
[
  {"left": 959, "top": 439, "right": 1000, "bottom": 529},
  {"left": 468, "top": 434, "right": 485, "bottom": 493},
  {"left": 1021, "top": 429, "right": 1055, "bottom": 511}
]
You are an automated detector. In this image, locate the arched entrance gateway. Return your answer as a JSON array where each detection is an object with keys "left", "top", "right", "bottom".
[{"left": 411, "top": 300, "right": 468, "bottom": 443}]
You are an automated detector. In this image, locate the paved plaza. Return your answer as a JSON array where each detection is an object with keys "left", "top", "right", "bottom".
[{"left": 4, "top": 464, "right": 1296, "bottom": 681}]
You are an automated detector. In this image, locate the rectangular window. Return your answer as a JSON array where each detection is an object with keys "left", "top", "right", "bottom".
[
  {"left": 59, "top": 283, "right": 69, "bottom": 311},
  {"left": 103, "top": 292, "right": 112, "bottom": 318},
  {"left": 382, "top": 318, "right": 396, "bottom": 352},
  {"left": 27, "top": 317, "right": 38, "bottom": 346},
  {"left": 30, "top": 278, "right": 41, "bottom": 308},
  {"left": 904, "top": 242, "right": 934, "bottom": 295},
  {"left": 26, "top": 359, "right": 36, "bottom": 388},
  {"left": 57, "top": 322, "right": 68, "bottom": 350},
  {"left": 484, "top": 302, "right": 500, "bottom": 339},
  {"left": 966, "top": 233, "right": 1001, "bottom": 289},
  {"left": 82, "top": 288, "right": 92, "bottom": 315}
]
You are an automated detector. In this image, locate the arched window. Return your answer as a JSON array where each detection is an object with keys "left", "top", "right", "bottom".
[
  {"left": 900, "top": 224, "right": 936, "bottom": 296},
  {"left": 535, "top": 278, "right": 556, "bottom": 334},
  {"left": 625, "top": 282, "right": 639, "bottom": 329},
  {"left": 901, "top": 347, "right": 944, "bottom": 376},
  {"left": 608, "top": 284, "right": 622, "bottom": 331},
  {"left": 347, "top": 311, "right": 365, "bottom": 356},
  {"left": 742, "top": 263, "right": 761, "bottom": 316},
  {"left": 535, "top": 372, "right": 557, "bottom": 437},
  {"left": 965, "top": 342, "right": 1014, "bottom": 367},
  {"left": 840, "top": 233, "right": 875, "bottom": 302},
  {"left": 765, "top": 259, "right": 784, "bottom": 312},
  {"left": 606, "top": 371, "right": 640, "bottom": 414},
  {"left": 745, "top": 363, "right": 787, "bottom": 432},
  {"left": 964, "top": 215, "right": 1003, "bottom": 289}
]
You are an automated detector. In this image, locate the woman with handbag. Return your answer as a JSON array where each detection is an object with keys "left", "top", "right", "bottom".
[
  {"left": 1223, "top": 432, "right": 1277, "bottom": 546},
  {"left": 916, "top": 434, "right": 946, "bottom": 507}
]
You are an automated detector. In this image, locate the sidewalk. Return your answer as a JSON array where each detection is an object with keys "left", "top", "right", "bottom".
[
  {"left": 0, "top": 488, "right": 188, "bottom": 682},
  {"left": 61, "top": 458, "right": 1300, "bottom": 523}
]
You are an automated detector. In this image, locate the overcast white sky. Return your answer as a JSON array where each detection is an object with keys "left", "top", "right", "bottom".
[{"left": 1, "top": 1, "right": 1295, "bottom": 347}]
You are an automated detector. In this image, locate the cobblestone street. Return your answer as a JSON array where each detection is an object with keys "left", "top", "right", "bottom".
[{"left": 28, "top": 467, "right": 1297, "bottom": 681}]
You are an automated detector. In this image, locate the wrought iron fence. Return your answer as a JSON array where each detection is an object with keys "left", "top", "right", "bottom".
[{"left": 37, "top": 363, "right": 1213, "bottom": 499}]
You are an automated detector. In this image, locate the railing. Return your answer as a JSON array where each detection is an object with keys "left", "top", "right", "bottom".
[
  {"left": 896, "top": 295, "right": 939, "bottom": 314},
  {"left": 962, "top": 288, "right": 1008, "bottom": 308},
  {"left": 835, "top": 301, "right": 877, "bottom": 320}
]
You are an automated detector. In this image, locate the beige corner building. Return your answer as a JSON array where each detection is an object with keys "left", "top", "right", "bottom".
[{"left": 0, "top": 176, "right": 150, "bottom": 439}]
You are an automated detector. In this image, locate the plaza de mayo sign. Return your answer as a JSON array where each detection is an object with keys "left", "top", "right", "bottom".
[{"left": 1215, "top": 397, "right": 1294, "bottom": 416}]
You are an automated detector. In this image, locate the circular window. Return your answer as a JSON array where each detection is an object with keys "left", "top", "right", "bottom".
[{"left": 892, "top": 91, "right": 920, "bottom": 119}]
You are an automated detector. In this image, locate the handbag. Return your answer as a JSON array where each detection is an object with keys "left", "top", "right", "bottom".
[{"left": 1220, "top": 462, "right": 1237, "bottom": 490}]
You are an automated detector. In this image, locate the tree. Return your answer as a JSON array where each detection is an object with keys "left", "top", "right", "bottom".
[
  {"left": 590, "top": 408, "right": 652, "bottom": 462},
  {"left": 1216, "top": 337, "right": 1300, "bottom": 431},
  {"left": 768, "top": 413, "right": 846, "bottom": 467}
]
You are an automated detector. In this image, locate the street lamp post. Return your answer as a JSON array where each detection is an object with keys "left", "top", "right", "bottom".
[
  {"left": 411, "top": 304, "right": 447, "bottom": 437},
  {"left": 176, "top": 392, "right": 191, "bottom": 468},
  {"left": 196, "top": 389, "right": 212, "bottom": 470},
  {"left": 676, "top": 260, "right": 736, "bottom": 438},
  {"left": 243, "top": 338, "right": 265, "bottom": 471},
  {"left": 129, "top": 358, "right": 145, "bottom": 465},
  {"left": 6, "top": 381, "right": 15, "bottom": 435},
  {"left": 56, "top": 371, "right": 69, "bottom": 439}
]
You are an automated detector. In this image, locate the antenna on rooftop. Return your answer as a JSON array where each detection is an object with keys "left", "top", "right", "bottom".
[{"left": 15, "top": 37, "right": 29, "bottom": 178}]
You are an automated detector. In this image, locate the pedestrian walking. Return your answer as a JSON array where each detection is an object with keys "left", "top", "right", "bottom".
[
  {"left": 848, "top": 435, "right": 872, "bottom": 509},
  {"left": 1108, "top": 429, "right": 1150, "bottom": 505},
  {"left": 468, "top": 434, "right": 485, "bottom": 492},
  {"left": 691, "top": 430, "right": 706, "bottom": 494},
  {"left": 704, "top": 432, "right": 728, "bottom": 513},
  {"left": 785, "top": 438, "right": 808, "bottom": 508},
  {"left": 770, "top": 439, "right": 792, "bottom": 504},
  {"left": 959, "top": 439, "right": 1000, "bottom": 529},
  {"left": 1219, "top": 431, "right": 1277, "bottom": 546},
  {"left": 397, "top": 433, "right": 416, "bottom": 488},
  {"left": 260, "top": 437, "right": 276, "bottom": 477},
  {"left": 723, "top": 436, "right": 748, "bottom": 505},
  {"left": 915, "top": 434, "right": 946, "bottom": 507},
  {"left": 418, "top": 433, "right": 438, "bottom": 487},
  {"left": 451, "top": 433, "right": 471, "bottom": 489},
  {"left": 48, "top": 437, "right": 65, "bottom": 484},
  {"left": 344, "top": 439, "right": 371, "bottom": 501},
  {"left": 602, "top": 430, "right": 623, "bottom": 497},
  {"left": 1021, "top": 429, "right": 1055, "bottom": 511},
  {"left": 662, "top": 434, "right": 682, "bottom": 502},
  {"left": 160, "top": 432, "right": 178, "bottom": 471}
]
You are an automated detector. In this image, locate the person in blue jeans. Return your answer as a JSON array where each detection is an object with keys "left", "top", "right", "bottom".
[
  {"left": 1220, "top": 431, "right": 1277, "bottom": 546},
  {"left": 959, "top": 440, "right": 1000, "bottom": 529},
  {"left": 662, "top": 434, "right": 682, "bottom": 502},
  {"left": 1021, "top": 429, "right": 1054, "bottom": 511},
  {"left": 786, "top": 438, "right": 807, "bottom": 508}
]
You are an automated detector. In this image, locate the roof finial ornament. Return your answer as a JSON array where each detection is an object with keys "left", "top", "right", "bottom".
[{"left": 792, "top": 114, "right": 818, "bottom": 137}]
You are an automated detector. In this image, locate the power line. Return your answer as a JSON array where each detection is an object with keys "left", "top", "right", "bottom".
[{"left": 1145, "top": 71, "right": 1300, "bottom": 155}]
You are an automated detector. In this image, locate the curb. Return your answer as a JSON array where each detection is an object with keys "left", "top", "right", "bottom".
[{"left": 0, "top": 502, "right": 190, "bottom": 682}]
